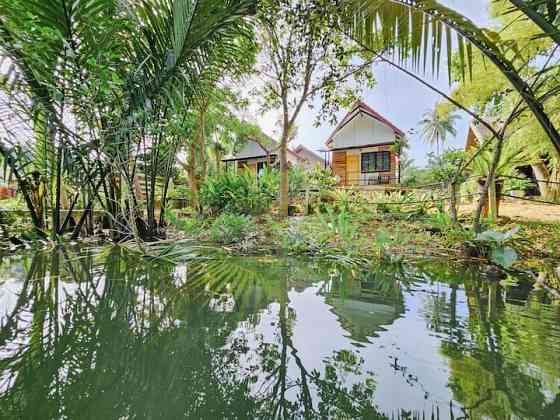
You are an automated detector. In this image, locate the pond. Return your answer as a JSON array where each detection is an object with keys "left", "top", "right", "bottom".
[{"left": 0, "top": 247, "right": 559, "bottom": 419}]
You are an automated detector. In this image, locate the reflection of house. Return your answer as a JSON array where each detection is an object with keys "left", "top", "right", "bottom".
[
  {"left": 325, "top": 102, "right": 404, "bottom": 188},
  {"left": 222, "top": 138, "right": 325, "bottom": 176},
  {"left": 322, "top": 276, "right": 404, "bottom": 344}
]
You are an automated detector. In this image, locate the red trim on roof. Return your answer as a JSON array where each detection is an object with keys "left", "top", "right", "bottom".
[{"left": 325, "top": 101, "right": 405, "bottom": 148}]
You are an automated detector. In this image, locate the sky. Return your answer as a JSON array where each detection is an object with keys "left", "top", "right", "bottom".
[{"left": 256, "top": 0, "right": 494, "bottom": 168}]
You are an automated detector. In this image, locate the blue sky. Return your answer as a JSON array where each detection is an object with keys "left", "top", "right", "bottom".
[{"left": 258, "top": 0, "right": 494, "bottom": 167}]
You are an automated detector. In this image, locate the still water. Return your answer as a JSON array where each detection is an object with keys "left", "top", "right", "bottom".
[{"left": 0, "top": 247, "right": 559, "bottom": 419}]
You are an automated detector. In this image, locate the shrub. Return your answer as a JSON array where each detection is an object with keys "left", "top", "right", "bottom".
[
  {"left": 167, "top": 185, "right": 190, "bottom": 200},
  {"left": 307, "top": 165, "right": 337, "bottom": 190},
  {"left": 209, "top": 213, "right": 258, "bottom": 244},
  {"left": 465, "top": 226, "right": 521, "bottom": 268},
  {"left": 288, "top": 166, "right": 308, "bottom": 197},
  {"left": 200, "top": 170, "right": 277, "bottom": 216},
  {"left": 166, "top": 210, "right": 204, "bottom": 236}
]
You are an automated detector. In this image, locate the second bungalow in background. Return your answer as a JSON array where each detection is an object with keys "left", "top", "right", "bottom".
[{"left": 222, "top": 137, "right": 324, "bottom": 176}]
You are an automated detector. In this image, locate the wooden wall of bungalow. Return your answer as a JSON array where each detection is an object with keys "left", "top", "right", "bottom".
[{"left": 332, "top": 143, "right": 397, "bottom": 187}]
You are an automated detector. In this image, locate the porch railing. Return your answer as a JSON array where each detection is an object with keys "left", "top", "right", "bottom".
[{"left": 340, "top": 174, "right": 398, "bottom": 186}]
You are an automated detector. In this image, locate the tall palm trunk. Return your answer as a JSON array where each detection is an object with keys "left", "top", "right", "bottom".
[{"left": 186, "top": 102, "right": 209, "bottom": 213}]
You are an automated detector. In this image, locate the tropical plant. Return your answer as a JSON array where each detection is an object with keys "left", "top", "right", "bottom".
[
  {"left": 209, "top": 213, "right": 258, "bottom": 244},
  {"left": 469, "top": 140, "right": 534, "bottom": 181},
  {"left": 200, "top": 170, "right": 277, "bottom": 216},
  {"left": 467, "top": 226, "right": 521, "bottom": 268},
  {"left": 307, "top": 166, "right": 338, "bottom": 190},
  {"left": 419, "top": 109, "right": 461, "bottom": 155},
  {"left": 0, "top": 0, "right": 258, "bottom": 242},
  {"left": 370, "top": 191, "right": 434, "bottom": 218},
  {"left": 345, "top": 0, "right": 560, "bottom": 155}
]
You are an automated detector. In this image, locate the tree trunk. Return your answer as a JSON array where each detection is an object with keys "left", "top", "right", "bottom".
[
  {"left": 473, "top": 136, "right": 504, "bottom": 232},
  {"left": 449, "top": 182, "right": 458, "bottom": 223},
  {"left": 53, "top": 144, "right": 63, "bottom": 240},
  {"left": 186, "top": 141, "right": 201, "bottom": 213},
  {"left": 278, "top": 132, "right": 289, "bottom": 218},
  {"left": 186, "top": 103, "right": 208, "bottom": 213}
]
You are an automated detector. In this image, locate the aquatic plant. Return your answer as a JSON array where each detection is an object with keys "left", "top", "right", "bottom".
[{"left": 467, "top": 226, "right": 521, "bottom": 268}]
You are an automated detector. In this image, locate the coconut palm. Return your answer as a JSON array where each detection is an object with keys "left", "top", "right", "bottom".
[{"left": 418, "top": 109, "right": 460, "bottom": 155}]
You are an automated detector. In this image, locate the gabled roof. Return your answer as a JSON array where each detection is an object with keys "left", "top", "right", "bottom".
[
  {"left": 325, "top": 101, "right": 405, "bottom": 147},
  {"left": 465, "top": 120, "right": 494, "bottom": 151},
  {"left": 292, "top": 145, "right": 325, "bottom": 163},
  {"left": 222, "top": 137, "right": 299, "bottom": 161}
]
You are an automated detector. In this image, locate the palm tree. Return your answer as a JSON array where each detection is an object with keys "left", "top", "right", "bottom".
[
  {"left": 0, "top": 0, "right": 257, "bottom": 241},
  {"left": 418, "top": 109, "right": 460, "bottom": 155}
]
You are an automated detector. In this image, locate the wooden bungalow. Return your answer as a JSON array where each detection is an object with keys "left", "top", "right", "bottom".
[
  {"left": 291, "top": 144, "right": 325, "bottom": 170},
  {"left": 325, "top": 101, "right": 405, "bottom": 188},
  {"left": 222, "top": 138, "right": 323, "bottom": 175},
  {"left": 465, "top": 120, "right": 540, "bottom": 196}
]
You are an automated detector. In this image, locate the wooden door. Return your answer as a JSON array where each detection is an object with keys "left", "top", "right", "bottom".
[
  {"left": 346, "top": 154, "right": 359, "bottom": 186},
  {"left": 332, "top": 151, "right": 347, "bottom": 185}
]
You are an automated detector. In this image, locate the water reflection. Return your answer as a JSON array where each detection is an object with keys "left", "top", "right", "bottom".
[{"left": 0, "top": 249, "right": 558, "bottom": 419}]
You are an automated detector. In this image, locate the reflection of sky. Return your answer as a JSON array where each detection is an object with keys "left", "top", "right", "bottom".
[
  {"left": 289, "top": 283, "right": 458, "bottom": 417},
  {"left": 227, "top": 273, "right": 559, "bottom": 419},
  {"left": 228, "top": 280, "right": 465, "bottom": 417}
]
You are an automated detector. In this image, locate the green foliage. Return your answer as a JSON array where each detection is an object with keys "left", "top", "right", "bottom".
[
  {"left": 167, "top": 185, "right": 190, "bottom": 200},
  {"left": 277, "top": 208, "right": 362, "bottom": 258},
  {"left": 370, "top": 191, "right": 433, "bottom": 218},
  {"left": 469, "top": 226, "right": 521, "bottom": 268},
  {"left": 469, "top": 140, "right": 533, "bottom": 179},
  {"left": 307, "top": 166, "right": 338, "bottom": 190},
  {"left": 423, "top": 212, "right": 475, "bottom": 247},
  {"left": 0, "top": 0, "right": 258, "bottom": 240},
  {"left": 166, "top": 211, "right": 204, "bottom": 237},
  {"left": 200, "top": 170, "right": 277, "bottom": 216},
  {"left": 288, "top": 166, "right": 307, "bottom": 197},
  {"left": 318, "top": 207, "right": 359, "bottom": 244},
  {"left": 327, "top": 190, "right": 369, "bottom": 214},
  {"left": 428, "top": 149, "right": 468, "bottom": 183},
  {"left": 401, "top": 165, "right": 435, "bottom": 187},
  {"left": 209, "top": 213, "right": 257, "bottom": 245}
]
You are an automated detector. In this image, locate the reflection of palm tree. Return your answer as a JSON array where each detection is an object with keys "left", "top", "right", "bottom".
[{"left": 419, "top": 108, "right": 460, "bottom": 155}]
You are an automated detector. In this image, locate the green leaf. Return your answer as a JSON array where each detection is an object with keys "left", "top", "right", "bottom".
[
  {"left": 476, "top": 230, "right": 506, "bottom": 243},
  {"left": 491, "top": 246, "right": 518, "bottom": 268}
]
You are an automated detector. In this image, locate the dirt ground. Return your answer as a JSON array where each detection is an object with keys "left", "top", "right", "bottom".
[{"left": 459, "top": 198, "right": 560, "bottom": 223}]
